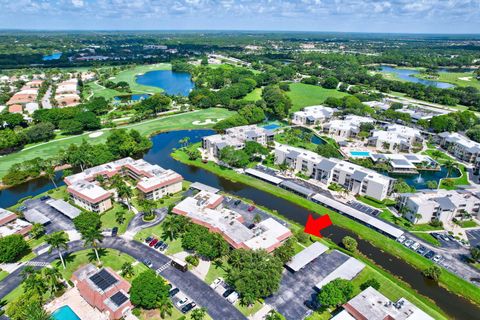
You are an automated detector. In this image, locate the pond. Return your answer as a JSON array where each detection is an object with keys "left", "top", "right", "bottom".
[
  {"left": 0, "top": 129, "right": 479, "bottom": 319},
  {"left": 379, "top": 65, "right": 454, "bottom": 89},
  {"left": 136, "top": 70, "right": 194, "bottom": 96},
  {"left": 42, "top": 52, "right": 62, "bottom": 61},
  {"left": 388, "top": 166, "right": 461, "bottom": 189},
  {"left": 114, "top": 94, "right": 150, "bottom": 103}
]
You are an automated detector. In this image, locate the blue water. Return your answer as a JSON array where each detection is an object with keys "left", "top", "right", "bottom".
[
  {"left": 51, "top": 306, "right": 81, "bottom": 320},
  {"left": 350, "top": 151, "right": 371, "bottom": 157},
  {"left": 379, "top": 66, "right": 454, "bottom": 89},
  {"left": 387, "top": 166, "right": 461, "bottom": 189},
  {"left": 114, "top": 94, "right": 150, "bottom": 102},
  {"left": 136, "top": 70, "right": 194, "bottom": 96},
  {"left": 43, "top": 52, "right": 62, "bottom": 61},
  {"left": 263, "top": 124, "right": 281, "bottom": 130}
]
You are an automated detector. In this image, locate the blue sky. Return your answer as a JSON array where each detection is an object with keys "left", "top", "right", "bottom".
[{"left": 1, "top": 0, "right": 479, "bottom": 33}]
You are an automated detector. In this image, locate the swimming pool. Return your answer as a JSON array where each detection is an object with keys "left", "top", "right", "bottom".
[
  {"left": 349, "top": 151, "right": 371, "bottom": 157},
  {"left": 51, "top": 306, "right": 81, "bottom": 320},
  {"left": 263, "top": 124, "right": 281, "bottom": 130}
]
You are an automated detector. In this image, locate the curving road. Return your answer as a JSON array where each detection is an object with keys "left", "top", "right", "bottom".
[{"left": 0, "top": 237, "right": 246, "bottom": 320}]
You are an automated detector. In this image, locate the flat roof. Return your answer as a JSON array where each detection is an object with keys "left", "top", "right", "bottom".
[
  {"left": 245, "top": 168, "right": 284, "bottom": 185},
  {"left": 23, "top": 208, "right": 51, "bottom": 225},
  {"left": 190, "top": 182, "right": 220, "bottom": 194},
  {"left": 280, "top": 180, "right": 315, "bottom": 197},
  {"left": 47, "top": 199, "right": 81, "bottom": 219},
  {"left": 286, "top": 242, "right": 328, "bottom": 272},
  {"left": 315, "top": 256, "right": 365, "bottom": 290},
  {"left": 311, "top": 193, "right": 404, "bottom": 239}
]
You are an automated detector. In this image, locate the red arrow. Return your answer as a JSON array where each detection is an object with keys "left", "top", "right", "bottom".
[{"left": 304, "top": 214, "right": 332, "bottom": 237}]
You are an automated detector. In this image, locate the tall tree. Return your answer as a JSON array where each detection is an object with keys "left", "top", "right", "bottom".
[
  {"left": 82, "top": 227, "right": 104, "bottom": 264},
  {"left": 45, "top": 231, "right": 69, "bottom": 269}
]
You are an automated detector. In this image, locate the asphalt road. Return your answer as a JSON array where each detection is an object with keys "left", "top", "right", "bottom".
[{"left": 0, "top": 237, "right": 246, "bottom": 320}]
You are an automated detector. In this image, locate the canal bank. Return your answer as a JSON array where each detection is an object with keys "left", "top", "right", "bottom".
[{"left": 1, "top": 129, "right": 479, "bottom": 319}]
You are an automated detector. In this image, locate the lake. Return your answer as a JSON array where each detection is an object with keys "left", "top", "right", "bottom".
[
  {"left": 135, "top": 70, "right": 194, "bottom": 96},
  {"left": 379, "top": 65, "right": 454, "bottom": 89},
  {"left": 388, "top": 166, "right": 461, "bottom": 189},
  {"left": 114, "top": 94, "right": 150, "bottom": 103},
  {"left": 0, "top": 129, "right": 479, "bottom": 318},
  {"left": 42, "top": 52, "right": 62, "bottom": 61}
]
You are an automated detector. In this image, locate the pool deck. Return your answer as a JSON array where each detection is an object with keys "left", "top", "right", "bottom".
[{"left": 45, "top": 287, "right": 109, "bottom": 320}]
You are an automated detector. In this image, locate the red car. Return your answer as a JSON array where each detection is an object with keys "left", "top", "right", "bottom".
[
  {"left": 247, "top": 205, "right": 255, "bottom": 212},
  {"left": 149, "top": 238, "right": 158, "bottom": 247}
]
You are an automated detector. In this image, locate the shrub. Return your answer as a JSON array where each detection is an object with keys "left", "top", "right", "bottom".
[
  {"left": 342, "top": 236, "right": 358, "bottom": 252},
  {"left": 0, "top": 234, "right": 30, "bottom": 263},
  {"left": 186, "top": 255, "right": 200, "bottom": 267},
  {"left": 360, "top": 278, "right": 381, "bottom": 291}
]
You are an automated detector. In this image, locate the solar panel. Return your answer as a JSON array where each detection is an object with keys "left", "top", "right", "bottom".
[
  {"left": 110, "top": 291, "right": 129, "bottom": 307},
  {"left": 89, "top": 269, "right": 118, "bottom": 291}
]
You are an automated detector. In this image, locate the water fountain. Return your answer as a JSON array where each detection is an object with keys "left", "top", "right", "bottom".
[{"left": 414, "top": 173, "right": 424, "bottom": 184}]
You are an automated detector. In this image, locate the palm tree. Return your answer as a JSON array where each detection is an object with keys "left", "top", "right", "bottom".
[
  {"left": 444, "top": 159, "right": 456, "bottom": 178},
  {"left": 22, "top": 301, "right": 51, "bottom": 320},
  {"left": 115, "top": 210, "right": 126, "bottom": 224},
  {"left": 158, "top": 299, "right": 173, "bottom": 319},
  {"left": 41, "top": 267, "right": 62, "bottom": 295},
  {"left": 82, "top": 227, "right": 104, "bottom": 264},
  {"left": 45, "top": 166, "right": 57, "bottom": 188},
  {"left": 117, "top": 184, "right": 133, "bottom": 212},
  {"left": 190, "top": 307, "right": 207, "bottom": 320},
  {"left": 30, "top": 223, "right": 46, "bottom": 239},
  {"left": 46, "top": 231, "right": 69, "bottom": 269},
  {"left": 162, "top": 215, "right": 187, "bottom": 240},
  {"left": 121, "top": 262, "right": 135, "bottom": 278},
  {"left": 22, "top": 269, "right": 45, "bottom": 296}
]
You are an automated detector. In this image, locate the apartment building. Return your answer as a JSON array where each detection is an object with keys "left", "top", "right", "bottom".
[
  {"left": 172, "top": 190, "right": 292, "bottom": 252},
  {"left": 275, "top": 144, "right": 395, "bottom": 201},
  {"left": 65, "top": 157, "right": 183, "bottom": 213},
  {"left": 368, "top": 124, "right": 423, "bottom": 152},
  {"left": 437, "top": 132, "right": 480, "bottom": 163},
  {"left": 202, "top": 125, "right": 274, "bottom": 157},
  {"left": 397, "top": 189, "right": 480, "bottom": 224},
  {"left": 323, "top": 115, "right": 375, "bottom": 139},
  {"left": 0, "top": 208, "right": 32, "bottom": 238},
  {"left": 292, "top": 105, "right": 336, "bottom": 125}
]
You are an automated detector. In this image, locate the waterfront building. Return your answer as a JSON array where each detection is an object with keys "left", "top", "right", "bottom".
[{"left": 292, "top": 105, "right": 336, "bottom": 125}]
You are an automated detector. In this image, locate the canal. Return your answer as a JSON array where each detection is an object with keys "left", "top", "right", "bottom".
[{"left": 1, "top": 129, "right": 479, "bottom": 319}]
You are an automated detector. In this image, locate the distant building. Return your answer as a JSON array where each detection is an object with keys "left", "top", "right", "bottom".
[
  {"left": 0, "top": 208, "right": 32, "bottom": 237},
  {"left": 368, "top": 124, "right": 423, "bottom": 152},
  {"left": 65, "top": 157, "right": 183, "bottom": 213},
  {"left": 334, "top": 286, "right": 434, "bottom": 320},
  {"left": 72, "top": 264, "right": 132, "bottom": 320},
  {"left": 292, "top": 105, "right": 336, "bottom": 125},
  {"left": 437, "top": 132, "right": 480, "bottom": 163},
  {"left": 323, "top": 115, "right": 374, "bottom": 139},
  {"left": 8, "top": 104, "right": 23, "bottom": 113},
  {"left": 202, "top": 125, "right": 274, "bottom": 157},
  {"left": 275, "top": 144, "right": 395, "bottom": 200},
  {"left": 172, "top": 190, "right": 292, "bottom": 252},
  {"left": 397, "top": 189, "right": 480, "bottom": 224}
]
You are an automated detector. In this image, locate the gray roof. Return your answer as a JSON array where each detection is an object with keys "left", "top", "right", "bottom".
[
  {"left": 351, "top": 170, "right": 368, "bottom": 181},
  {"left": 287, "top": 150, "right": 301, "bottom": 158},
  {"left": 190, "top": 182, "right": 220, "bottom": 194},
  {"left": 316, "top": 159, "right": 338, "bottom": 172},
  {"left": 306, "top": 115, "right": 316, "bottom": 121},
  {"left": 390, "top": 159, "right": 411, "bottom": 166},
  {"left": 47, "top": 199, "right": 81, "bottom": 219},
  {"left": 434, "top": 197, "right": 457, "bottom": 210},
  {"left": 404, "top": 154, "right": 420, "bottom": 161},
  {"left": 370, "top": 154, "right": 387, "bottom": 161},
  {"left": 286, "top": 242, "right": 328, "bottom": 272},
  {"left": 280, "top": 181, "right": 315, "bottom": 197},
  {"left": 23, "top": 209, "right": 51, "bottom": 225}
]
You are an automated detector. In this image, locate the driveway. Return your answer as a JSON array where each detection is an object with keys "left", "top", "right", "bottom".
[{"left": 0, "top": 237, "right": 246, "bottom": 320}]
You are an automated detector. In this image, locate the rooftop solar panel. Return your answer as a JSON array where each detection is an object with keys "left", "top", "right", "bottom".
[
  {"left": 110, "top": 291, "right": 129, "bottom": 307},
  {"left": 89, "top": 269, "right": 118, "bottom": 291}
]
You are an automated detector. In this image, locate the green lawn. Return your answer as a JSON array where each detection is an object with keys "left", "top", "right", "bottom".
[
  {"left": 171, "top": 147, "right": 480, "bottom": 309},
  {"left": 235, "top": 300, "right": 263, "bottom": 317},
  {"left": 112, "top": 63, "right": 171, "bottom": 94},
  {"left": 456, "top": 220, "right": 478, "bottom": 228},
  {"left": 411, "top": 232, "right": 441, "bottom": 246},
  {"left": 100, "top": 203, "right": 135, "bottom": 235},
  {"left": 0, "top": 270, "right": 8, "bottom": 281},
  {"left": 421, "top": 149, "right": 470, "bottom": 189},
  {"left": 415, "top": 71, "right": 480, "bottom": 90},
  {"left": 243, "top": 88, "right": 262, "bottom": 102},
  {"left": 52, "top": 248, "right": 148, "bottom": 281},
  {"left": 204, "top": 258, "right": 229, "bottom": 285},
  {"left": 134, "top": 222, "right": 183, "bottom": 256},
  {"left": 286, "top": 83, "right": 350, "bottom": 112},
  {"left": 0, "top": 108, "right": 234, "bottom": 178}
]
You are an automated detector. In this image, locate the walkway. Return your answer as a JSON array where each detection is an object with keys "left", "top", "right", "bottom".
[{"left": 0, "top": 237, "right": 246, "bottom": 320}]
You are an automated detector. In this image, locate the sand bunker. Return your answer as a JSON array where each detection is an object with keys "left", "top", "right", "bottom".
[
  {"left": 192, "top": 118, "right": 223, "bottom": 125},
  {"left": 89, "top": 131, "right": 104, "bottom": 138}
]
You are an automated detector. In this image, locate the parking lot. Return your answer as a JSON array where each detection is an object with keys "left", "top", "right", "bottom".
[
  {"left": 431, "top": 232, "right": 464, "bottom": 249},
  {"left": 466, "top": 229, "right": 480, "bottom": 247},
  {"left": 22, "top": 198, "right": 75, "bottom": 233},
  {"left": 265, "top": 250, "right": 349, "bottom": 320}
]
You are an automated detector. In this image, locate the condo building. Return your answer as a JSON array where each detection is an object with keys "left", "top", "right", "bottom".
[
  {"left": 368, "top": 124, "right": 423, "bottom": 152},
  {"left": 64, "top": 157, "right": 183, "bottom": 213},
  {"left": 291, "top": 105, "right": 336, "bottom": 125},
  {"left": 323, "top": 115, "right": 375, "bottom": 139},
  {"left": 275, "top": 144, "right": 395, "bottom": 201},
  {"left": 0, "top": 208, "right": 32, "bottom": 238},
  {"left": 437, "top": 132, "right": 480, "bottom": 163}
]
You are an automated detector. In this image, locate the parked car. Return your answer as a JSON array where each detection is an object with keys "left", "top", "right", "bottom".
[
  {"left": 431, "top": 233, "right": 440, "bottom": 239},
  {"left": 425, "top": 250, "right": 435, "bottom": 259},
  {"left": 149, "top": 238, "right": 159, "bottom": 247},
  {"left": 169, "top": 288, "right": 179, "bottom": 297},
  {"left": 433, "top": 255, "right": 442, "bottom": 263},
  {"left": 154, "top": 241, "right": 163, "bottom": 249},
  {"left": 181, "top": 302, "right": 196, "bottom": 313},
  {"left": 176, "top": 297, "right": 189, "bottom": 308},
  {"left": 111, "top": 227, "right": 118, "bottom": 237},
  {"left": 145, "top": 236, "right": 153, "bottom": 244},
  {"left": 304, "top": 299, "right": 320, "bottom": 310},
  {"left": 17, "top": 206, "right": 27, "bottom": 212},
  {"left": 404, "top": 239, "right": 414, "bottom": 248},
  {"left": 142, "top": 259, "right": 153, "bottom": 268},
  {"left": 40, "top": 195, "right": 51, "bottom": 201},
  {"left": 210, "top": 278, "right": 223, "bottom": 289},
  {"left": 411, "top": 242, "right": 420, "bottom": 251},
  {"left": 227, "top": 292, "right": 239, "bottom": 304},
  {"left": 416, "top": 246, "right": 427, "bottom": 255},
  {"left": 160, "top": 243, "right": 168, "bottom": 251},
  {"left": 223, "top": 288, "right": 235, "bottom": 298},
  {"left": 396, "top": 235, "right": 406, "bottom": 243},
  {"left": 247, "top": 205, "right": 255, "bottom": 212},
  {"left": 234, "top": 199, "right": 241, "bottom": 206}
]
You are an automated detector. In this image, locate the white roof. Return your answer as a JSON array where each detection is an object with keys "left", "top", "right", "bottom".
[
  {"left": 245, "top": 168, "right": 283, "bottom": 185},
  {"left": 312, "top": 193, "right": 404, "bottom": 239},
  {"left": 47, "top": 199, "right": 81, "bottom": 219},
  {"left": 315, "top": 256, "right": 365, "bottom": 290},
  {"left": 286, "top": 242, "right": 328, "bottom": 272},
  {"left": 190, "top": 182, "right": 220, "bottom": 194},
  {"left": 331, "top": 310, "right": 356, "bottom": 320},
  {"left": 23, "top": 208, "right": 51, "bottom": 225}
]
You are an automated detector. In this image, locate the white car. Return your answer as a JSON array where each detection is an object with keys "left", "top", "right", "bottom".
[
  {"left": 176, "top": 296, "right": 189, "bottom": 308},
  {"left": 397, "top": 235, "right": 406, "bottom": 243},
  {"left": 226, "top": 292, "right": 239, "bottom": 304},
  {"left": 411, "top": 242, "right": 420, "bottom": 251},
  {"left": 210, "top": 278, "right": 223, "bottom": 289},
  {"left": 404, "top": 239, "right": 414, "bottom": 248},
  {"left": 433, "top": 255, "right": 442, "bottom": 263}
]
